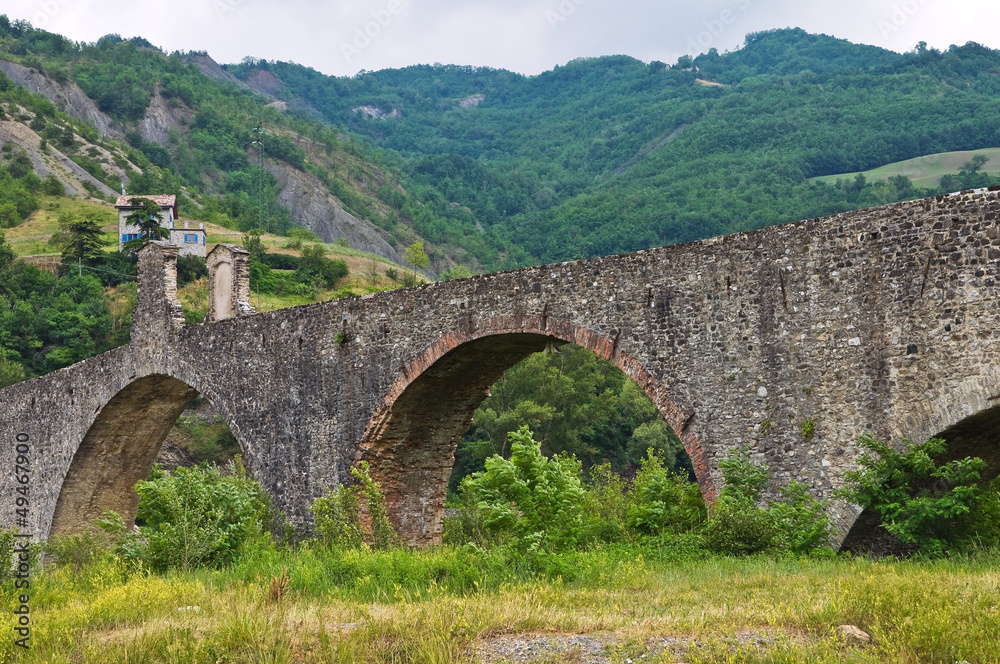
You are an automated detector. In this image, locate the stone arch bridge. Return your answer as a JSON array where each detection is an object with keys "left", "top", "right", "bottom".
[{"left": 5, "top": 190, "right": 1000, "bottom": 549}]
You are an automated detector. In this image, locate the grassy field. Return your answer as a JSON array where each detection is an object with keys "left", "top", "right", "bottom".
[
  {"left": 2, "top": 196, "right": 116, "bottom": 258},
  {"left": 810, "top": 148, "right": 1000, "bottom": 188},
  {"left": 4, "top": 543, "right": 1000, "bottom": 663}
]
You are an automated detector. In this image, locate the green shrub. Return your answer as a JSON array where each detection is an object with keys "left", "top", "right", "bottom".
[
  {"left": 287, "top": 226, "right": 320, "bottom": 242},
  {"left": 705, "top": 447, "right": 776, "bottom": 555},
  {"left": 105, "top": 457, "right": 269, "bottom": 571},
  {"left": 704, "top": 504, "right": 776, "bottom": 555},
  {"left": 310, "top": 480, "right": 364, "bottom": 549},
  {"left": 837, "top": 433, "right": 988, "bottom": 555},
  {"left": 460, "top": 426, "right": 586, "bottom": 553},
  {"left": 41, "top": 530, "right": 112, "bottom": 573},
  {"left": 353, "top": 462, "right": 399, "bottom": 550},
  {"left": 767, "top": 480, "right": 832, "bottom": 555},
  {"left": 442, "top": 482, "right": 492, "bottom": 546},
  {"left": 310, "top": 461, "right": 398, "bottom": 550},
  {"left": 42, "top": 173, "right": 64, "bottom": 196},
  {"left": 261, "top": 252, "right": 302, "bottom": 270},
  {"left": 582, "top": 462, "right": 630, "bottom": 543},
  {"left": 717, "top": 447, "right": 769, "bottom": 505},
  {"left": 626, "top": 450, "right": 706, "bottom": 536}
]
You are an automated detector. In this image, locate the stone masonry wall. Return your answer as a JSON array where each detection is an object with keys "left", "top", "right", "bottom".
[{"left": 4, "top": 190, "right": 1000, "bottom": 546}]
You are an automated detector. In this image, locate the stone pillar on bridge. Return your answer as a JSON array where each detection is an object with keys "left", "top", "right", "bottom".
[
  {"left": 207, "top": 244, "right": 254, "bottom": 323},
  {"left": 132, "top": 241, "right": 185, "bottom": 342}
]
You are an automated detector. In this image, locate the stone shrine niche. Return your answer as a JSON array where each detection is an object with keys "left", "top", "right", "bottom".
[{"left": 207, "top": 244, "right": 253, "bottom": 323}]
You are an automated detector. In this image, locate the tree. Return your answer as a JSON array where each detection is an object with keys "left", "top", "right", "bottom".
[
  {"left": 124, "top": 196, "right": 169, "bottom": 251},
  {"left": 403, "top": 241, "right": 429, "bottom": 285},
  {"left": 460, "top": 426, "right": 587, "bottom": 553},
  {"left": 365, "top": 257, "right": 381, "bottom": 287},
  {"left": 441, "top": 264, "right": 473, "bottom": 281},
  {"left": 241, "top": 228, "right": 266, "bottom": 261},
  {"left": 0, "top": 353, "right": 25, "bottom": 388},
  {"left": 60, "top": 218, "right": 107, "bottom": 265},
  {"left": 0, "top": 230, "right": 14, "bottom": 270},
  {"left": 963, "top": 154, "right": 990, "bottom": 173}
]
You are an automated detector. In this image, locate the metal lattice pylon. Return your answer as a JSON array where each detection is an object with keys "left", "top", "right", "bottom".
[{"left": 251, "top": 122, "right": 270, "bottom": 232}]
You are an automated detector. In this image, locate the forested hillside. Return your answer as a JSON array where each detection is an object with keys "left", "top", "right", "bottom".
[
  {"left": 0, "top": 16, "right": 519, "bottom": 272},
  {"left": 228, "top": 29, "right": 1000, "bottom": 262}
]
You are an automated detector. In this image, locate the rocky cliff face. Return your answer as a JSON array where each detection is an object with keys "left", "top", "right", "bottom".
[
  {"left": 186, "top": 54, "right": 250, "bottom": 91},
  {"left": 0, "top": 58, "right": 121, "bottom": 139},
  {"left": 0, "top": 115, "right": 117, "bottom": 197},
  {"left": 269, "top": 160, "right": 402, "bottom": 263},
  {"left": 140, "top": 87, "right": 196, "bottom": 146}
]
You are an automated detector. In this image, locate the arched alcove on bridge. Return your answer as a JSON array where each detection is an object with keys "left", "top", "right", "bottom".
[
  {"left": 840, "top": 403, "right": 1000, "bottom": 554},
  {"left": 48, "top": 374, "right": 239, "bottom": 537},
  {"left": 358, "top": 322, "right": 712, "bottom": 546}
]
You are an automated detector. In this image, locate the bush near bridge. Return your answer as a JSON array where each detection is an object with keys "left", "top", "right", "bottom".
[
  {"left": 47, "top": 427, "right": 1000, "bottom": 583},
  {"left": 837, "top": 433, "right": 1000, "bottom": 556}
]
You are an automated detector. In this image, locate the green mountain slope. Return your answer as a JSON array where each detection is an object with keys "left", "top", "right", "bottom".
[
  {"left": 0, "top": 17, "right": 523, "bottom": 273},
  {"left": 226, "top": 28, "right": 1000, "bottom": 262}
]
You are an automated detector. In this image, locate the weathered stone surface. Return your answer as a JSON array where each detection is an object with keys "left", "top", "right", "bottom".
[
  {"left": 6, "top": 190, "right": 1000, "bottom": 547},
  {"left": 207, "top": 244, "right": 254, "bottom": 322},
  {"left": 835, "top": 624, "right": 871, "bottom": 646}
]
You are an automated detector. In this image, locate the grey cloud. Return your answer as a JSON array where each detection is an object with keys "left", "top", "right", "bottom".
[{"left": 1, "top": 0, "right": 998, "bottom": 76}]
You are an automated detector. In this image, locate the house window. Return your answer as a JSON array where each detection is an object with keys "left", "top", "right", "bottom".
[
  {"left": 122, "top": 233, "right": 142, "bottom": 242},
  {"left": 184, "top": 234, "right": 200, "bottom": 244}
]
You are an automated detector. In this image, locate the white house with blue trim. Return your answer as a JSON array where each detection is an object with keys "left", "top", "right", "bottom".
[{"left": 115, "top": 194, "right": 207, "bottom": 258}]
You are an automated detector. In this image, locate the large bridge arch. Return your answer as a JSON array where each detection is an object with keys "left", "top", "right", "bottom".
[{"left": 358, "top": 316, "right": 715, "bottom": 545}]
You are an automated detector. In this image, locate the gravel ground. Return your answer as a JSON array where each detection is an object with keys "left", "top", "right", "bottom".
[{"left": 472, "top": 630, "right": 790, "bottom": 663}]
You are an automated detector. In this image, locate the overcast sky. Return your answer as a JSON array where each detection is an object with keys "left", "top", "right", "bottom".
[{"left": 3, "top": 0, "right": 997, "bottom": 76}]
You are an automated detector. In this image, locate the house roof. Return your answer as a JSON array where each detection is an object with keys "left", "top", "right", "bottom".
[{"left": 114, "top": 194, "right": 177, "bottom": 209}]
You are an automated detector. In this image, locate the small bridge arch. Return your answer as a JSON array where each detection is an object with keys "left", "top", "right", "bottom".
[
  {"left": 50, "top": 374, "right": 198, "bottom": 536},
  {"left": 47, "top": 370, "right": 257, "bottom": 538}
]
